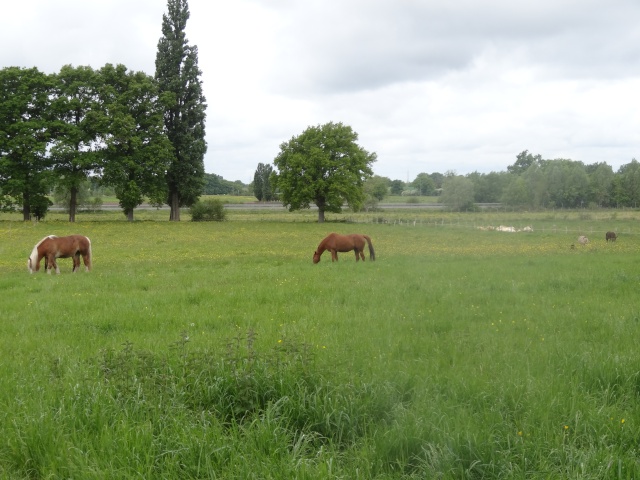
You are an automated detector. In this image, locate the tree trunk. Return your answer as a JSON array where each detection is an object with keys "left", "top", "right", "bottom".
[
  {"left": 317, "top": 208, "right": 325, "bottom": 223},
  {"left": 126, "top": 209, "right": 134, "bottom": 222},
  {"left": 169, "top": 191, "right": 180, "bottom": 221},
  {"left": 22, "top": 191, "right": 30, "bottom": 221},
  {"left": 69, "top": 186, "right": 77, "bottom": 223}
]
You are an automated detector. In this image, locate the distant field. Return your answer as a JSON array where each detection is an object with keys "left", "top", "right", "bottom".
[{"left": 1, "top": 210, "right": 640, "bottom": 478}]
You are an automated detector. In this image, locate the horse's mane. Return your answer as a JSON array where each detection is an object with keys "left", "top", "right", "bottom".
[
  {"left": 29, "top": 235, "right": 57, "bottom": 264},
  {"left": 36, "top": 235, "right": 57, "bottom": 247}
]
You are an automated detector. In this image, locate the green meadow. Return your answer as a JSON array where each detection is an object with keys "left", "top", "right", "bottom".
[{"left": 1, "top": 207, "right": 640, "bottom": 479}]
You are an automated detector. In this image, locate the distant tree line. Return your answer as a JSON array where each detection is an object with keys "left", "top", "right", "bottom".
[
  {"left": 203, "top": 173, "right": 250, "bottom": 196},
  {"left": 354, "top": 150, "right": 639, "bottom": 210},
  {"left": 0, "top": 0, "right": 206, "bottom": 222}
]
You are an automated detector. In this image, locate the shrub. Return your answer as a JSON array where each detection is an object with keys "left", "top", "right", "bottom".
[{"left": 190, "top": 199, "right": 227, "bottom": 221}]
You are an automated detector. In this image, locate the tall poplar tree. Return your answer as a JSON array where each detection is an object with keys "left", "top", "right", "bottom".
[{"left": 155, "top": 0, "right": 207, "bottom": 221}]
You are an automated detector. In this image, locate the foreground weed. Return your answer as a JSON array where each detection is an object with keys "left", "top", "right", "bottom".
[{"left": 95, "top": 330, "right": 383, "bottom": 449}]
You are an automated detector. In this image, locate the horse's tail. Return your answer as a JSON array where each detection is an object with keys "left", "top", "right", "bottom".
[
  {"left": 364, "top": 235, "right": 375, "bottom": 261},
  {"left": 85, "top": 236, "right": 92, "bottom": 271}
]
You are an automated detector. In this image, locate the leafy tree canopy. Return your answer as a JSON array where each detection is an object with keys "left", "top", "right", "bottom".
[
  {"left": 271, "top": 122, "right": 376, "bottom": 223},
  {"left": 98, "top": 64, "right": 172, "bottom": 221},
  {"left": 49, "top": 64, "right": 104, "bottom": 222},
  {"left": 412, "top": 173, "right": 436, "bottom": 196},
  {"left": 441, "top": 175, "right": 475, "bottom": 211},
  {"left": 0, "top": 66, "right": 53, "bottom": 220}
]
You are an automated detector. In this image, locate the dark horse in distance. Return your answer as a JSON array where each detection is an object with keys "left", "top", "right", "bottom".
[
  {"left": 606, "top": 231, "right": 617, "bottom": 242},
  {"left": 313, "top": 233, "right": 375, "bottom": 263},
  {"left": 28, "top": 235, "right": 92, "bottom": 274}
]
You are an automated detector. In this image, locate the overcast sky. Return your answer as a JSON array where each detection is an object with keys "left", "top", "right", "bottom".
[{"left": 2, "top": 1, "right": 639, "bottom": 183}]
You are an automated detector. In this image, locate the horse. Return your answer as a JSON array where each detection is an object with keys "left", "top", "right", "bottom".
[
  {"left": 606, "top": 231, "right": 617, "bottom": 242},
  {"left": 313, "top": 233, "right": 375, "bottom": 263},
  {"left": 577, "top": 235, "right": 589, "bottom": 245},
  {"left": 27, "top": 235, "right": 92, "bottom": 274}
]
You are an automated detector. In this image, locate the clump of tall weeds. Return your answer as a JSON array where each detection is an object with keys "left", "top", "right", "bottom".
[{"left": 97, "top": 330, "right": 390, "bottom": 449}]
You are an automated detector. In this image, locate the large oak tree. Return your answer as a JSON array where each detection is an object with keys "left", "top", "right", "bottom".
[
  {"left": 49, "top": 65, "right": 104, "bottom": 222},
  {"left": 0, "top": 67, "right": 53, "bottom": 220},
  {"left": 271, "top": 122, "right": 376, "bottom": 223},
  {"left": 98, "top": 64, "right": 173, "bottom": 221}
]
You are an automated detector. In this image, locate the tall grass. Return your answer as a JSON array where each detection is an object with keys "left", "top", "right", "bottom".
[{"left": 1, "top": 211, "right": 639, "bottom": 478}]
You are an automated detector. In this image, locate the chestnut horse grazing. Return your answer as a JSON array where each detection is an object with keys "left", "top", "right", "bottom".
[
  {"left": 28, "top": 235, "right": 92, "bottom": 274},
  {"left": 313, "top": 233, "right": 375, "bottom": 263}
]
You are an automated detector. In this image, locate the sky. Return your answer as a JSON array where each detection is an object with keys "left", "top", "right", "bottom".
[{"left": 2, "top": 0, "right": 639, "bottom": 183}]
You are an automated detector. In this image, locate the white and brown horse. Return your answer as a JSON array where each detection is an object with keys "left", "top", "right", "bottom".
[{"left": 28, "top": 235, "right": 92, "bottom": 274}]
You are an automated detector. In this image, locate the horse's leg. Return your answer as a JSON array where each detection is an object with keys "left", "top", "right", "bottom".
[
  {"left": 359, "top": 250, "right": 365, "bottom": 261},
  {"left": 72, "top": 254, "right": 80, "bottom": 273},
  {"left": 354, "top": 250, "right": 360, "bottom": 261},
  {"left": 46, "top": 254, "right": 54, "bottom": 274},
  {"left": 50, "top": 254, "right": 60, "bottom": 274},
  {"left": 331, "top": 250, "right": 338, "bottom": 262},
  {"left": 82, "top": 253, "right": 91, "bottom": 272}
]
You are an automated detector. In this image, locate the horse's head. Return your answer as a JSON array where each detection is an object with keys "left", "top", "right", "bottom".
[
  {"left": 313, "top": 251, "right": 321, "bottom": 264},
  {"left": 27, "top": 243, "right": 41, "bottom": 273}
]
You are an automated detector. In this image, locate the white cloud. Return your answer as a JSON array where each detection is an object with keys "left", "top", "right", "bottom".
[{"left": 1, "top": 0, "right": 639, "bottom": 182}]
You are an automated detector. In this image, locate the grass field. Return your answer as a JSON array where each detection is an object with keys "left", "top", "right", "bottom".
[{"left": 1, "top": 208, "right": 640, "bottom": 478}]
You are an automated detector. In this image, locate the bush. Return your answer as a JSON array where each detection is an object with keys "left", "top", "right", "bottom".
[{"left": 189, "top": 198, "right": 227, "bottom": 221}]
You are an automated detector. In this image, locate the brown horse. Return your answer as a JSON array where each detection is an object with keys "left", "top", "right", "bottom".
[
  {"left": 27, "top": 235, "right": 92, "bottom": 274},
  {"left": 606, "top": 231, "right": 617, "bottom": 242},
  {"left": 313, "top": 233, "right": 375, "bottom": 263}
]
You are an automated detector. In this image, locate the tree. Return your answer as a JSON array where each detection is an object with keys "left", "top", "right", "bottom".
[
  {"left": 412, "top": 173, "right": 436, "bottom": 196},
  {"left": 0, "top": 67, "right": 53, "bottom": 220},
  {"left": 389, "top": 179, "right": 405, "bottom": 195},
  {"left": 586, "top": 162, "right": 613, "bottom": 207},
  {"left": 98, "top": 64, "right": 172, "bottom": 221},
  {"left": 202, "top": 173, "right": 233, "bottom": 195},
  {"left": 429, "top": 172, "right": 444, "bottom": 189},
  {"left": 522, "top": 160, "right": 550, "bottom": 208},
  {"left": 507, "top": 150, "right": 542, "bottom": 175},
  {"left": 271, "top": 122, "right": 376, "bottom": 223},
  {"left": 468, "top": 171, "right": 510, "bottom": 203},
  {"left": 49, "top": 65, "right": 105, "bottom": 222},
  {"left": 253, "top": 163, "right": 274, "bottom": 201},
  {"left": 616, "top": 159, "right": 640, "bottom": 207},
  {"left": 441, "top": 174, "right": 475, "bottom": 211},
  {"left": 155, "top": 0, "right": 207, "bottom": 221},
  {"left": 545, "top": 159, "right": 589, "bottom": 208},
  {"left": 501, "top": 175, "right": 531, "bottom": 207},
  {"left": 364, "top": 175, "right": 389, "bottom": 201},
  {"left": 363, "top": 175, "right": 388, "bottom": 209}
]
